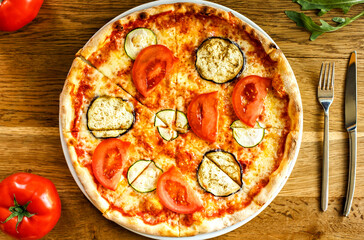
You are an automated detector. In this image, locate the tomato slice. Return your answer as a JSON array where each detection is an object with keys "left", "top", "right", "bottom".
[
  {"left": 232, "top": 75, "right": 272, "bottom": 127},
  {"left": 92, "top": 138, "right": 130, "bottom": 190},
  {"left": 132, "top": 45, "right": 177, "bottom": 97},
  {"left": 157, "top": 166, "right": 202, "bottom": 214},
  {"left": 187, "top": 92, "right": 218, "bottom": 143}
]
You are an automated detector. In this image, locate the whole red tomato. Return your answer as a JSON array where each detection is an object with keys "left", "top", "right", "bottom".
[
  {"left": 0, "top": 173, "right": 61, "bottom": 239},
  {"left": 0, "top": 0, "right": 44, "bottom": 32}
]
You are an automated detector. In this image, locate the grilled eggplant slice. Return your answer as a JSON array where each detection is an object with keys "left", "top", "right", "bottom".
[
  {"left": 205, "top": 150, "right": 242, "bottom": 186},
  {"left": 195, "top": 37, "right": 245, "bottom": 84},
  {"left": 127, "top": 160, "right": 163, "bottom": 193},
  {"left": 197, "top": 155, "right": 241, "bottom": 197},
  {"left": 87, "top": 96, "right": 135, "bottom": 138}
]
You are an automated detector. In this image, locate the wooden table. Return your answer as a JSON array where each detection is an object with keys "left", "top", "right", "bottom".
[{"left": 0, "top": 0, "right": 363, "bottom": 239}]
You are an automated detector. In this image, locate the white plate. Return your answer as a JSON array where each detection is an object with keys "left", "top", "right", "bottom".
[{"left": 60, "top": 1, "right": 303, "bottom": 239}]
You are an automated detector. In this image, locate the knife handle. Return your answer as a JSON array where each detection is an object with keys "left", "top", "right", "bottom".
[
  {"left": 321, "top": 111, "right": 329, "bottom": 211},
  {"left": 343, "top": 129, "right": 357, "bottom": 216}
]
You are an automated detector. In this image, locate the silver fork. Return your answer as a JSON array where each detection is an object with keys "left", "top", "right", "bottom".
[{"left": 317, "top": 62, "right": 335, "bottom": 212}]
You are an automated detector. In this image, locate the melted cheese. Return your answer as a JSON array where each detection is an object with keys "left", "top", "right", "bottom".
[
  {"left": 242, "top": 129, "right": 285, "bottom": 191},
  {"left": 261, "top": 91, "right": 289, "bottom": 129}
]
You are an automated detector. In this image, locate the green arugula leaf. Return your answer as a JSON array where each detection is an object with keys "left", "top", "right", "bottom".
[
  {"left": 293, "top": 0, "right": 364, "bottom": 15},
  {"left": 285, "top": 10, "right": 364, "bottom": 40},
  {"left": 332, "top": 16, "right": 346, "bottom": 23}
]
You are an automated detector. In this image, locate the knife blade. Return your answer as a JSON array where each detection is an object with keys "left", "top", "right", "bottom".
[{"left": 343, "top": 51, "right": 357, "bottom": 216}]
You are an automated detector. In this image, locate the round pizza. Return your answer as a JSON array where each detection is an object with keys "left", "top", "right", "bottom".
[{"left": 60, "top": 2, "right": 303, "bottom": 237}]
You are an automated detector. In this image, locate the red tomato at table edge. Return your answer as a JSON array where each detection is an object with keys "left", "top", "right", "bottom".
[
  {"left": 232, "top": 75, "right": 272, "bottom": 127},
  {"left": 0, "top": 173, "right": 61, "bottom": 240},
  {"left": 92, "top": 138, "right": 130, "bottom": 191},
  {"left": 132, "top": 44, "right": 178, "bottom": 97},
  {"left": 157, "top": 166, "right": 202, "bottom": 214},
  {"left": 187, "top": 91, "right": 218, "bottom": 143},
  {"left": 0, "top": 0, "right": 44, "bottom": 32}
]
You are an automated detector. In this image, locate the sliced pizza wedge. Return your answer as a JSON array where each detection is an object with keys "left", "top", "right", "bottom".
[
  {"left": 60, "top": 57, "right": 182, "bottom": 235},
  {"left": 174, "top": 127, "right": 299, "bottom": 236},
  {"left": 102, "top": 154, "right": 180, "bottom": 237},
  {"left": 172, "top": 142, "right": 260, "bottom": 236},
  {"left": 174, "top": 3, "right": 301, "bottom": 135},
  {"left": 77, "top": 4, "right": 178, "bottom": 114}
]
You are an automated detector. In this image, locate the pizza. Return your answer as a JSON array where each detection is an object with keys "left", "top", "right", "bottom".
[{"left": 60, "top": 2, "right": 302, "bottom": 237}]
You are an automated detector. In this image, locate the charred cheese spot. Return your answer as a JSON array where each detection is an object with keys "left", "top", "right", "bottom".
[{"left": 196, "top": 37, "right": 245, "bottom": 83}]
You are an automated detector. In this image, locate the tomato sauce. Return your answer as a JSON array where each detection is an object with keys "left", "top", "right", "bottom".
[
  {"left": 175, "top": 147, "right": 199, "bottom": 173},
  {"left": 110, "top": 205, "right": 134, "bottom": 218},
  {"left": 108, "top": 203, "right": 178, "bottom": 226},
  {"left": 74, "top": 146, "right": 86, "bottom": 159},
  {"left": 70, "top": 67, "right": 92, "bottom": 133}
]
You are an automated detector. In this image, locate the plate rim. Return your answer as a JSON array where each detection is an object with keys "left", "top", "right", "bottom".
[{"left": 60, "top": 1, "right": 303, "bottom": 239}]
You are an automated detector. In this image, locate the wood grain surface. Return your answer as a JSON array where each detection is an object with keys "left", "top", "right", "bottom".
[{"left": 0, "top": 0, "right": 363, "bottom": 239}]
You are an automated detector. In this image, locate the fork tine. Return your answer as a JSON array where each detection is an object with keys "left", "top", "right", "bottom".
[
  {"left": 325, "top": 63, "right": 331, "bottom": 90},
  {"left": 330, "top": 62, "right": 335, "bottom": 90},
  {"left": 319, "top": 63, "right": 324, "bottom": 89},
  {"left": 322, "top": 63, "right": 328, "bottom": 90}
]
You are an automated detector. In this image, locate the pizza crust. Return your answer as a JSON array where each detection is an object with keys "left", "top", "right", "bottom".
[
  {"left": 104, "top": 208, "right": 179, "bottom": 237},
  {"left": 253, "top": 130, "right": 300, "bottom": 205},
  {"left": 178, "top": 200, "right": 261, "bottom": 236},
  {"left": 272, "top": 50, "right": 303, "bottom": 132},
  {"left": 63, "top": 131, "right": 110, "bottom": 212},
  {"left": 59, "top": 57, "right": 84, "bottom": 133}
]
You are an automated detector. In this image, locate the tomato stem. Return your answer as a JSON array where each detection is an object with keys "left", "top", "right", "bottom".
[{"left": 1, "top": 195, "right": 35, "bottom": 233}]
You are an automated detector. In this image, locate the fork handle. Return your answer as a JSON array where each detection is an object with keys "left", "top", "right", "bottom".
[
  {"left": 321, "top": 111, "right": 329, "bottom": 211},
  {"left": 343, "top": 129, "right": 357, "bottom": 216}
]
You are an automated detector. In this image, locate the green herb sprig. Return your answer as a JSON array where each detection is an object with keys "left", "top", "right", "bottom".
[{"left": 285, "top": 0, "right": 364, "bottom": 40}]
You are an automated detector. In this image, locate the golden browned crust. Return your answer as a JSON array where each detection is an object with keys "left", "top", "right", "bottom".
[
  {"left": 271, "top": 50, "right": 303, "bottom": 132},
  {"left": 179, "top": 201, "right": 261, "bottom": 237},
  {"left": 63, "top": 131, "right": 110, "bottom": 212},
  {"left": 59, "top": 58, "right": 84, "bottom": 133},
  {"left": 254, "top": 130, "right": 300, "bottom": 205},
  {"left": 104, "top": 209, "right": 179, "bottom": 237}
]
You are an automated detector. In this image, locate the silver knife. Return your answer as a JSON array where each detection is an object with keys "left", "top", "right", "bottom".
[{"left": 343, "top": 51, "right": 357, "bottom": 216}]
